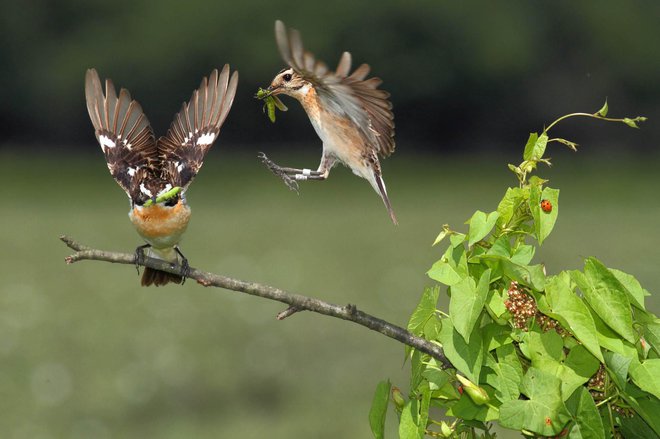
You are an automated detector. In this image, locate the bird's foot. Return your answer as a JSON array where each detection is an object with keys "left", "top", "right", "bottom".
[
  {"left": 174, "top": 246, "right": 190, "bottom": 284},
  {"left": 258, "top": 152, "right": 299, "bottom": 193},
  {"left": 134, "top": 244, "right": 151, "bottom": 275}
]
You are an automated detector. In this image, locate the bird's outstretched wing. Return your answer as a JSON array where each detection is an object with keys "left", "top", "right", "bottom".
[
  {"left": 85, "top": 69, "right": 159, "bottom": 196},
  {"left": 275, "top": 20, "right": 395, "bottom": 157},
  {"left": 158, "top": 65, "right": 239, "bottom": 190}
]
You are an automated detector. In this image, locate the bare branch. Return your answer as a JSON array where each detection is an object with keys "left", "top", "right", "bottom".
[{"left": 60, "top": 235, "right": 452, "bottom": 367}]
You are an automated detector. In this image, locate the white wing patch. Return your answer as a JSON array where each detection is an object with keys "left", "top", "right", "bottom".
[
  {"left": 127, "top": 167, "right": 137, "bottom": 177},
  {"left": 139, "top": 183, "right": 153, "bottom": 197},
  {"left": 99, "top": 135, "right": 116, "bottom": 150},
  {"left": 197, "top": 132, "right": 216, "bottom": 146}
]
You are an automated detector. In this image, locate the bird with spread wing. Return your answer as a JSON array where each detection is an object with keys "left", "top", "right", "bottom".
[
  {"left": 259, "top": 20, "right": 398, "bottom": 224},
  {"left": 85, "top": 66, "right": 238, "bottom": 285}
]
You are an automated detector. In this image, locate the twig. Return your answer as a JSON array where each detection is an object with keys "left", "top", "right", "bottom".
[{"left": 60, "top": 235, "right": 452, "bottom": 367}]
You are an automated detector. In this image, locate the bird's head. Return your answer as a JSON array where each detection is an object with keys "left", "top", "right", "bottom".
[{"left": 267, "top": 68, "right": 311, "bottom": 100}]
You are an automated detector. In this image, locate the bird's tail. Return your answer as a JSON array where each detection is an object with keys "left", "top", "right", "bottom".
[
  {"left": 373, "top": 173, "right": 398, "bottom": 225},
  {"left": 141, "top": 267, "right": 183, "bottom": 287}
]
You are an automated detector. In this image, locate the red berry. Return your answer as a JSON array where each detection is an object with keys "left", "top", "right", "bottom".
[{"left": 540, "top": 199, "right": 552, "bottom": 213}]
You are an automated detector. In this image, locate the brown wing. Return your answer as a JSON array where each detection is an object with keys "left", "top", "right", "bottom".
[
  {"left": 158, "top": 65, "right": 239, "bottom": 189},
  {"left": 85, "top": 69, "right": 158, "bottom": 196},
  {"left": 275, "top": 20, "right": 395, "bottom": 157}
]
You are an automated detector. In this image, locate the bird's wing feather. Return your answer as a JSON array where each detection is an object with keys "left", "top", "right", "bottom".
[
  {"left": 158, "top": 65, "right": 239, "bottom": 189},
  {"left": 85, "top": 69, "right": 159, "bottom": 197},
  {"left": 275, "top": 20, "right": 395, "bottom": 157}
]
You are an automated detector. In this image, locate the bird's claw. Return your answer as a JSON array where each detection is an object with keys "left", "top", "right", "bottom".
[
  {"left": 180, "top": 258, "right": 190, "bottom": 284},
  {"left": 134, "top": 244, "right": 150, "bottom": 275},
  {"left": 258, "top": 152, "right": 299, "bottom": 193}
]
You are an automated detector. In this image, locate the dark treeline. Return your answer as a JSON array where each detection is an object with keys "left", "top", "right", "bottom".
[{"left": 1, "top": 0, "right": 658, "bottom": 153}]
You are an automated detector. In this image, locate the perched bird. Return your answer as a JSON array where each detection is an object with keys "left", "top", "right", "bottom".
[
  {"left": 85, "top": 66, "right": 238, "bottom": 286},
  {"left": 260, "top": 20, "right": 398, "bottom": 224}
]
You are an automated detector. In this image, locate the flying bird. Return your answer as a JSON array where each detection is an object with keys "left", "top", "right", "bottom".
[
  {"left": 85, "top": 66, "right": 238, "bottom": 286},
  {"left": 260, "top": 20, "right": 397, "bottom": 224}
]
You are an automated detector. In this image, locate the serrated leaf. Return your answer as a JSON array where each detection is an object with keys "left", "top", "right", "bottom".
[
  {"left": 579, "top": 258, "right": 635, "bottom": 343},
  {"left": 544, "top": 273, "right": 603, "bottom": 362},
  {"left": 450, "top": 269, "right": 491, "bottom": 343},
  {"left": 499, "top": 368, "right": 571, "bottom": 436},
  {"left": 629, "top": 359, "right": 660, "bottom": 399},
  {"left": 369, "top": 380, "right": 391, "bottom": 439},
  {"left": 438, "top": 320, "right": 484, "bottom": 383},
  {"left": 467, "top": 210, "right": 500, "bottom": 246},
  {"left": 565, "top": 387, "right": 606, "bottom": 439}
]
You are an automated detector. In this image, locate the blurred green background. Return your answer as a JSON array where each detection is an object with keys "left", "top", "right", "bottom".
[{"left": 1, "top": 0, "right": 659, "bottom": 438}]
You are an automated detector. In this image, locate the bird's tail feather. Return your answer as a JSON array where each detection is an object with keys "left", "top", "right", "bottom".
[
  {"left": 141, "top": 267, "right": 183, "bottom": 287},
  {"left": 374, "top": 173, "right": 398, "bottom": 225}
]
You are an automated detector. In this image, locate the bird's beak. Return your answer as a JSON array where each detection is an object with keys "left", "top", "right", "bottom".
[{"left": 267, "top": 84, "right": 282, "bottom": 96}]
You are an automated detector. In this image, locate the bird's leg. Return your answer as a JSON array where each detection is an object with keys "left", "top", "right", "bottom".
[
  {"left": 258, "top": 152, "right": 334, "bottom": 190},
  {"left": 134, "top": 243, "right": 151, "bottom": 275},
  {"left": 174, "top": 246, "right": 190, "bottom": 284},
  {"left": 258, "top": 152, "right": 300, "bottom": 192}
]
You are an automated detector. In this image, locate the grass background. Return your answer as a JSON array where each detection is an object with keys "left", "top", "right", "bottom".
[{"left": 1, "top": 145, "right": 658, "bottom": 438}]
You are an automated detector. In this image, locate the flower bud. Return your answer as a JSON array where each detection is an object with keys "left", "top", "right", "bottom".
[{"left": 455, "top": 374, "right": 490, "bottom": 405}]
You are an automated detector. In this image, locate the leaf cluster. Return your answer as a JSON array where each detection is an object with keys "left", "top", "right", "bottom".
[{"left": 370, "top": 104, "right": 656, "bottom": 438}]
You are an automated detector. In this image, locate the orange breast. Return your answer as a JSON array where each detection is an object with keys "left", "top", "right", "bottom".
[{"left": 130, "top": 201, "right": 191, "bottom": 241}]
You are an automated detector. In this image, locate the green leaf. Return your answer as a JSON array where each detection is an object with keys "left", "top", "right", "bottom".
[
  {"left": 499, "top": 368, "right": 571, "bottom": 436},
  {"left": 467, "top": 210, "right": 500, "bottom": 246},
  {"left": 574, "top": 258, "right": 635, "bottom": 343},
  {"left": 427, "top": 242, "right": 468, "bottom": 286},
  {"left": 497, "top": 344, "right": 524, "bottom": 379},
  {"left": 485, "top": 289, "right": 507, "bottom": 320},
  {"left": 523, "top": 132, "right": 548, "bottom": 160},
  {"left": 603, "top": 351, "right": 632, "bottom": 390},
  {"left": 496, "top": 187, "right": 528, "bottom": 229},
  {"left": 565, "top": 387, "right": 606, "bottom": 439},
  {"left": 479, "top": 254, "right": 545, "bottom": 291},
  {"left": 609, "top": 268, "right": 648, "bottom": 311},
  {"left": 485, "top": 354, "right": 522, "bottom": 403},
  {"left": 583, "top": 300, "right": 637, "bottom": 357},
  {"left": 544, "top": 273, "right": 603, "bottom": 362},
  {"left": 511, "top": 243, "right": 535, "bottom": 265},
  {"left": 369, "top": 380, "right": 391, "bottom": 439},
  {"left": 450, "top": 269, "right": 491, "bottom": 343},
  {"left": 422, "top": 362, "right": 450, "bottom": 391},
  {"left": 438, "top": 319, "right": 484, "bottom": 383},
  {"left": 445, "top": 388, "right": 500, "bottom": 422},
  {"left": 432, "top": 224, "right": 452, "bottom": 246},
  {"left": 621, "top": 391, "right": 660, "bottom": 436},
  {"left": 536, "top": 187, "right": 559, "bottom": 245},
  {"left": 417, "top": 384, "right": 431, "bottom": 438},
  {"left": 407, "top": 286, "right": 440, "bottom": 336},
  {"left": 596, "top": 99, "right": 608, "bottom": 117},
  {"left": 618, "top": 413, "right": 659, "bottom": 439},
  {"left": 398, "top": 400, "right": 421, "bottom": 439},
  {"left": 483, "top": 322, "right": 512, "bottom": 351},
  {"left": 642, "top": 320, "right": 660, "bottom": 356},
  {"left": 629, "top": 359, "right": 660, "bottom": 399}
]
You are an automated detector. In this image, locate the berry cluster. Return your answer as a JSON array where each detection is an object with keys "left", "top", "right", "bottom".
[
  {"left": 504, "top": 281, "right": 564, "bottom": 334},
  {"left": 504, "top": 281, "right": 538, "bottom": 330}
]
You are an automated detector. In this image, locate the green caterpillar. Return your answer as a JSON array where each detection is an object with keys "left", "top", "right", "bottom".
[{"left": 255, "top": 88, "right": 288, "bottom": 123}]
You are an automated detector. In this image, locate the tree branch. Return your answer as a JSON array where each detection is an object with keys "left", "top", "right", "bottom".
[{"left": 60, "top": 235, "right": 452, "bottom": 368}]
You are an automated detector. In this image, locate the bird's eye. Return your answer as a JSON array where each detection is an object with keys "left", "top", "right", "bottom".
[{"left": 283, "top": 73, "right": 292, "bottom": 82}]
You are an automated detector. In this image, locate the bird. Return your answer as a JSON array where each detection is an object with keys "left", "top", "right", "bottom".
[
  {"left": 259, "top": 20, "right": 398, "bottom": 225},
  {"left": 85, "top": 66, "right": 238, "bottom": 286}
]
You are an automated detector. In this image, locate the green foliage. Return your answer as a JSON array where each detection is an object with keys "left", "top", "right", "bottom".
[{"left": 369, "top": 104, "right": 657, "bottom": 438}]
